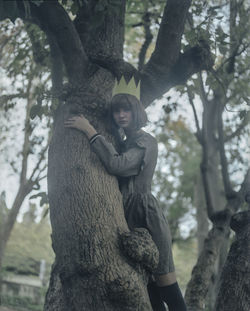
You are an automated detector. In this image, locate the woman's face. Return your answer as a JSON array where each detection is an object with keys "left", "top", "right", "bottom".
[{"left": 112, "top": 107, "right": 133, "bottom": 129}]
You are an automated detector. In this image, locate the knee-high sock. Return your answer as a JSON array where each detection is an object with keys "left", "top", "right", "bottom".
[
  {"left": 158, "top": 282, "right": 187, "bottom": 311},
  {"left": 147, "top": 282, "right": 167, "bottom": 311}
]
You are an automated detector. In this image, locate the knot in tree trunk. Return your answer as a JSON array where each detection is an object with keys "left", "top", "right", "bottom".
[{"left": 119, "top": 228, "right": 159, "bottom": 273}]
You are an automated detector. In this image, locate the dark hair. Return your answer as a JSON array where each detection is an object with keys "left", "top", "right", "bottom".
[{"left": 110, "top": 94, "right": 148, "bottom": 131}]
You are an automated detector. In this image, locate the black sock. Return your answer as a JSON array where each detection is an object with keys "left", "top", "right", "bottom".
[
  {"left": 158, "top": 282, "right": 187, "bottom": 311},
  {"left": 147, "top": 282, "right": 167, "bottom": 311}
]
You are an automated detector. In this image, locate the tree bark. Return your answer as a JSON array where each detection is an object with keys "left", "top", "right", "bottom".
[
  {"left": 185, "top": 169, "right": 250, "bottom": 311},
  {"left": 185, "top": 209, "right": 231, "bottom": 311},
  {"left": 215, "top": 210, "right": 250, "bottom": 311},
  {"left": 194, "top": 173, "right": 208, "bottom": 255},
  {"left": 46, "top": 102, "right": 158, "bottom": 310}
]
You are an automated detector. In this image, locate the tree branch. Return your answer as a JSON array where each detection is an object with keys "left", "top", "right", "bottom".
[
  {"left": 47, "top": 32, "right": 64, "bottom": 97},
  {"left": 74, "top": 0, "right": 126, "bottom": 60},
  {"left": 141, "top": 41, "right": 213, "bottom": 107},
  {"left": 145, "top": 0, "right": 191, "bottom": 73},
  {"left": 138, "top": 12, "right": 153, "bottom": 71},
  {"left": 225, "top": 111, "right": 250, "bottom": 142},
  {"left": 20, "top": 76, "right": 34, "bottom": 184},
  {"left": 29, "top": 1, "right": 89, "bottom": 83},
  {"left": 217, "top": 103, "right": 236, "bottom": 199},
  {"left": 186, "top": 85, "right": 202, "bottom": 142},
  {"left": 0, "top": 93, "right": 27, "bottom": 108},
  {"left": 29, "top": 142, "right": 49, "bottom": 182}
]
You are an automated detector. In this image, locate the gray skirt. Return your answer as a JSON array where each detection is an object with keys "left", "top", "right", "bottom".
[{"left": 123, "top": 193, "right": 175, "bottom": 275}]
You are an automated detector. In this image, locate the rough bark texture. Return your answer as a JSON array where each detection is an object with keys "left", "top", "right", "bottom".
[
  {"left": 46, "top": 103, "right": 157, "bottom": 310},
  {"left": 215, "top": 210, "right": 250, "bottom": 311},
  {"left": 185, "top": 169, "right": 250, "bottom": 311},
  {"left": 185, "top": 210, "right": 231, "bottom": 311},
  {"left": 194, "top": 172, "right": 209, "bottom": 255}
]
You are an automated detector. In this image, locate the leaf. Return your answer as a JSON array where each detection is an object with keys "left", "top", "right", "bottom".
[
  {"left": 40, "top": 193, "right": 49, "bottom": 207},
  {"left": 30, "top": 104, "right": 41, "bottom": 119},
  {"left": 215, "top": 15, "right": 224, "bottom": 20},
  {"left": 42, "top": 206, "right": 50, "bottom": 219},
  {"left": 71, "top": 1, "right": 79, "bottom": 15},
  {"left": 30, "top": 191, "right": 46, "bottom": 200},
  {"left": 218, "top": 45, "right": 228, "bottom": 55},
  {"left": 239, "top": 110, "right": 247, "bottom": 120}
]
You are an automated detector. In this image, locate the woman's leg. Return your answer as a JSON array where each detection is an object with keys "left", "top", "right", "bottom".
[
  {"left": 155, "top": 272, "right": 187, "bottom": 311},
  {"left": 147, "top": 282, "right": 167, "bottom": 311}
]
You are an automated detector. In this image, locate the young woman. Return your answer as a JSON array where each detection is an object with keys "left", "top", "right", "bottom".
[{"left": 65, "top": 93, "right": 187, "bottom": 311}]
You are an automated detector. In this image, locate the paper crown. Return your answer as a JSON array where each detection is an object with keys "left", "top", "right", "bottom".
[{"left": 112, "top": 76, "right": 140, "bottom": 100}]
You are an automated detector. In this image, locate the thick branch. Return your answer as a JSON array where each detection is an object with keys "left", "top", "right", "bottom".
[
  {"left": 217, "top": 103, "right": 236, "bottom": 199},
  {"left": 141, "top": 42, "right": 213, "bottom": 107},
  {"left": 138, "top": 13, "right": 153, "bottom": 71},
  {"left": 186, "top": 85, "right": 202, "bottom": 141},
  {"left": 20, "top": 77, "right": 34, "bottom": 184},
  {"left": 47, "top": 32, "right": 64, "bottom": 96},
  {"left": 30, "top": 1, "right": 88, "bottom": 83},
  {"left": 74, "top": 0, "right": 126, "bottom": 60},
  {"left": 146, "top": 0, "right": 191, "bottom": 73},
  {"left": 200, "top": 153, "right": 216, "bottom": 219}
]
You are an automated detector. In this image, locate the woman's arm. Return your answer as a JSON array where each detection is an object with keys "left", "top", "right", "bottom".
[
  {"left": 64, "top": 115, "right": 144, "bottom": 177},
  {"left": 90, "top": 135, "right": 145, "bottom": 177}
]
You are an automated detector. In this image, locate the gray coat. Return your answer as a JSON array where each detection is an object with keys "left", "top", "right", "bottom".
[{"left": 91, "top": 130, "right": 175, "bottom": 275}]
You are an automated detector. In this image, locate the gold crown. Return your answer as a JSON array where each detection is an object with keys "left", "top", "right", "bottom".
[{"left": 112, "top": 76, "right": 140, "bottom": 100}]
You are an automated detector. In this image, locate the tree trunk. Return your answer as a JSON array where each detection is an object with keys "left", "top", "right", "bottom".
[
  {"left": 194, "top": 173, "right": 208, "bottom": 254},
  {"left": 215, "top": 210, "right": 250, "bottom": 311},
  {"left": 0, "top": 182, "right": 33, "bottom": 272},
  {"left": 45, "top": 99, "right": 157, "bottom": 310},
  {"left": 185, "top": 210, "right": 231, "bottom": 311},
  {"left": 206, "top": 233, "right": 230, "bottom": 311}
]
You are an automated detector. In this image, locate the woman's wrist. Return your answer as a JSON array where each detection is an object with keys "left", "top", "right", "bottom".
[{"left": 84, "top": 125, "right": 97, "bottom": 139}]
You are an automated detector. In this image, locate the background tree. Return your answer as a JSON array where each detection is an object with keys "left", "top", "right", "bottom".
[
  {"left": 0, "top": 19, "right": 50, "bottom": 275},
  {"left": 165, "top": 0, "right": 250, "bottom": 309}
]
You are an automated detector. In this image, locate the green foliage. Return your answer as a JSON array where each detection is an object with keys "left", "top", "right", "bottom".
[
  {"left": 184, "top": 0, "right": 250, "bottom": 180},
  {"left": 153, "top": 116, "right": 201, "bottom": 240}
]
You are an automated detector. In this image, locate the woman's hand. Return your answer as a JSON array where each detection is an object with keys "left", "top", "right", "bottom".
[{"left": 64, "top": 115, "right": 97, "bottom": 139}]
